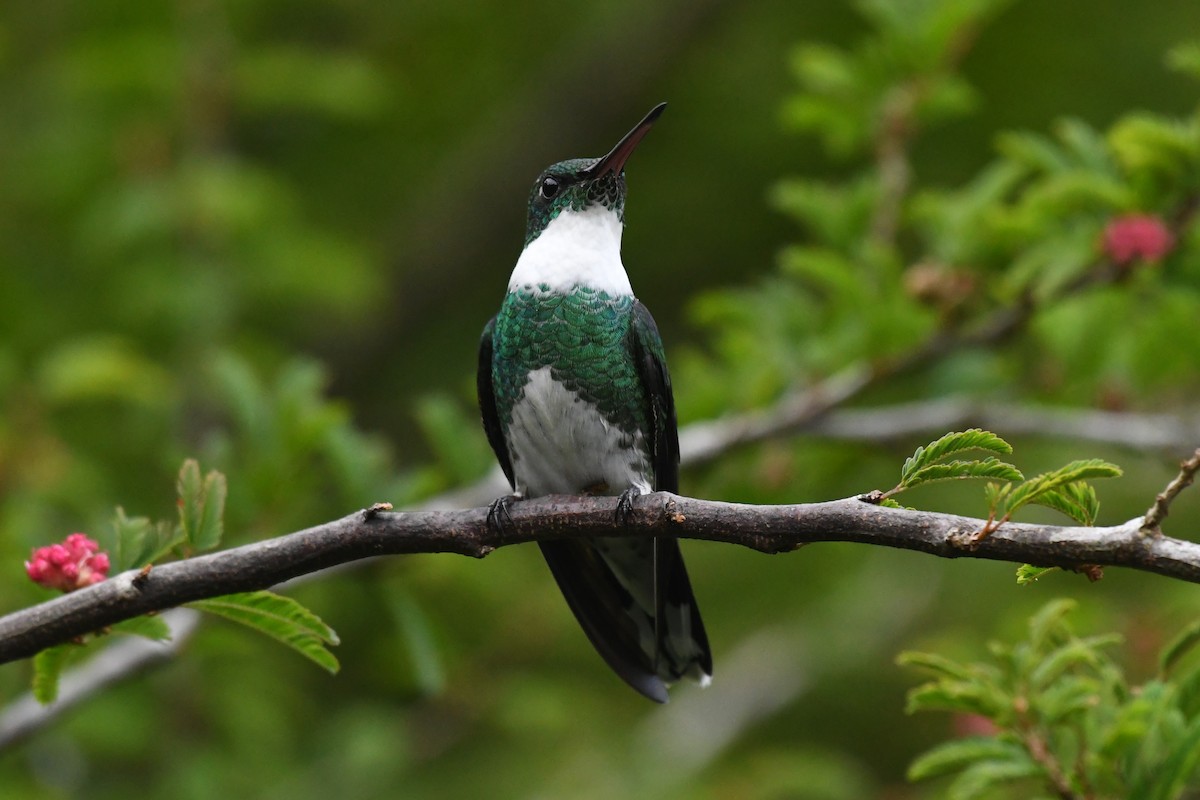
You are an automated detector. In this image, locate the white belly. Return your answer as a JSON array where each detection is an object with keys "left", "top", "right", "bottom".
[{"left": 506, "top": 366, "right": 651, "bottom": 498}]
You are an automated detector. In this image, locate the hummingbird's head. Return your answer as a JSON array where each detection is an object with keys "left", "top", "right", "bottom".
[{"left": 524, "top": 103, "right": 666, "bottom": 246}]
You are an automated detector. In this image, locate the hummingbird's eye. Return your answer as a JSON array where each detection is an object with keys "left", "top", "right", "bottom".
[{"left": 539, "top": 176, "right": 560, "bottom": 200}]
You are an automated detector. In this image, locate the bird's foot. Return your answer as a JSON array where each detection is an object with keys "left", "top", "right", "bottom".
[
  {"left": 614, "top": 487, "right": 641, "bottom": 527},
  {"left": 487, "top": 494, "right": 520, "bottom": 535}
]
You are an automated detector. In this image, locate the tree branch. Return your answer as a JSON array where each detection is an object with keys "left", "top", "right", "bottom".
[
  {"left": 6, "top": 400, "right": 1192, "bottom": 749},
  {"left": 1142, "top": 447, "right": 1200, "bottom": 534},
  {"left": 1, "top": 493, "right": 1196, "bottom": 666}
]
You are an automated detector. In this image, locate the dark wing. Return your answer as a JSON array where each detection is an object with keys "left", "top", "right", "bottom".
[
  {"left": 477, "top": 315, "right": 514, "bottom": 488},
  {"left": 628, "top": 301, "right": 679, "bottom": 493},
  {"left": 628, "top": 301, "right": 713, "bottom": 681}
]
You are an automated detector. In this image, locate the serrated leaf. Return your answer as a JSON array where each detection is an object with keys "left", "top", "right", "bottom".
[
  {"left": 905, "top": 681, "right": 1006, "bottom": 718},
  {"left": 111, "top": 615, "right": 173, "bottom": 641},
  {"left": 901, "top": 430, "right": 1013, "bottom": 485},
  {"left": 1003, "top": 459, "right": 1122, "bottom": 516},
  {"left": 1030, "top": 482, "right": 1100, "bottom": 526},
  {"left": 194, "top": 470, "right": 227, "bottom": 551},
  {"left": 1015, "top": 564, "right": 1059, "bottom": 585},
  {"left": 112, "top": 506, "right": 184, "bottom": 571},
  {"left": 177, "top": 460, "right": 227, "bottom": 552},
  {"left": 32, "top": 645, "right": 74, "bottom": 704},
  {"left": 1159, "top": 619, "right": 1200, "bottom": 679},
  {"left": 188, "top": 591, "right": 339, "bottom": 673},
  {"left": 903, "top": 458, "right": 1024, "bottom": 490},
  {"left": 908, "top": 737, "right": 1028, "bottom": 781},
  {"left": 177, "top": 459, "right": 203, "bottom": 545}
]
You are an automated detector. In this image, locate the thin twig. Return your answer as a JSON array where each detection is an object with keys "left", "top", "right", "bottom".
[{"left": 1141, "top": 448, "right": 1200, "bottom": 535}]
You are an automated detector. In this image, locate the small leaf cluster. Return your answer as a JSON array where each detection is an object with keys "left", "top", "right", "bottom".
[
  {"left": 901, "top": 600, "right": 1200, "bottom": 799},
  {"left": 885, "top": 430, "right": 1121, "bottom": 530},
  {"left": 985, "top": 459, "right": 1122, "bottom": 529},
  {"left": 109, "top": 459, "right": 227, "bottom": 571}
]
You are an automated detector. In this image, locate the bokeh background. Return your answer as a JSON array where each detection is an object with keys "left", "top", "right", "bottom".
[{"left": 2, "top": 0, "right": 1200, "bottom": 797}]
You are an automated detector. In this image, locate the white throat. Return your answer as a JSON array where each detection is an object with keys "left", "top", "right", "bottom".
[{"left": 507, "top": 205, "right": 632, "bottom": 295}]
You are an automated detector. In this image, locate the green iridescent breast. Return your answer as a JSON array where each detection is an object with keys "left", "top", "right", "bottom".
[{"left": 491, "top": 285, "right": 647, "bottom": 437}]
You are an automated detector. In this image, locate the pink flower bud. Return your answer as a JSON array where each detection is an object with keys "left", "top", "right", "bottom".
[
  {"left": 1102, "top": 214, "right": 1174, "bottom": 266},
  {"left": 25, "top": 533, "right": 111, "bottom": 592}
]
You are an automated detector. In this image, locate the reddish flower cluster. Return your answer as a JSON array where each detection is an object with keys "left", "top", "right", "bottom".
[
  {"left": 1102, "top": 214, "right": 1174, "bottom": 266},
  {"left": 25, "top": 533, "right": 111, "bottom": 592}
]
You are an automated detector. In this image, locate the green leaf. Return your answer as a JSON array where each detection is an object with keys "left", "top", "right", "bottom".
[
  {"left": 176, "top": 460, "right": 227, "bottom": 552},
  {"left": 897, "top": 650, "right": 977, "bottom": 681},
  {"left": 908, "top": 737, "right": 1028, "bottom": 781},
  {"left": 902, "top": 457, "right": 1024, "bottom": 490},
  {"left": 111, "top": 615, "right": 172, "bottom": 642},
  {"left": 1037, "top": 674, "right": 1110, "bottom": 724},
  {"left": 905, "top": 681, "right": 1006, "bottom": 718},
  {"left": 32, "top": 645, "right": 74, "bottom": 704},
  {"left": 1002, "top": 459, "right": 1122, "bottom": 517},
  {"left": 946, "top": 756, "right": 1045, "bottom": 800},
  {"left": 1015, "top": 564, "right": 1059, "bottom": 585},
  {"left": 1159, "top": 619, "right": 1200, "bottom": 679},
  {"left": 177, "top": 459, "right": 203, "bottom": 546},
  {"left": 900, "top": 430, "right": 1014, "bottom": 486},
  {"left": 112, "top": 506, "right": 184, "bottom": 571},
  {"left": 1029, "top": 634, "right": 1122, "bottom": 691},
  {"left": 1032, "top": 482, "right": 1100, "bottom": 526},
  {"left": 194, "top": 470, "right": 227, "bottom": 552},
  {"left": 985, "top": 481, "right": 1011, "bottom": 513},
  {"left": 188, "top": 591, "right": 339, "bottom": 674}
]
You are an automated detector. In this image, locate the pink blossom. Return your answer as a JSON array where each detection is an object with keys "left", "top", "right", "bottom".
[
  {"left": 26, "top": 533, "right": 110, "bottom": 592},
  {"left": 1102, "top": 214, "right": 1174, "bottom": 266}
]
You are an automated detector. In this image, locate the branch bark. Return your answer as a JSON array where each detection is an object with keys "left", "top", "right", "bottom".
[{"left": 1, "top": 493, "right": 1196, "bottom": 666}]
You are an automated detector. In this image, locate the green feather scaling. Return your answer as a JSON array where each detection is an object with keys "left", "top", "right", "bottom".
[{"left": 491, "top": 286, "right": 647, "bottom": 441}]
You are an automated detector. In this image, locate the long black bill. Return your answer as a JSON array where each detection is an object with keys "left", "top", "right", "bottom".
[{"left": 581, "top": 102, "right": 667, "bottom": 178}]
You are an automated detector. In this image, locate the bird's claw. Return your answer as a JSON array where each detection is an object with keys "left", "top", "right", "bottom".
[
  {"left": 487, "top": 494, "right": 519, "bottom": 535},
  {"left": 615, "top": 487, "right": 641, "bottom": 527}
]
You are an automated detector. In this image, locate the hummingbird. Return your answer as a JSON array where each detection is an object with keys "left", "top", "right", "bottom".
[{"left": 476, "top": 103, "right": 712, "bottom": 702}]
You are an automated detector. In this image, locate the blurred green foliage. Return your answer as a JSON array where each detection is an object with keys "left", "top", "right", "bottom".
[
  {"left": 2, "top": 0, "right": 1200, "bottom": 798},
  {"left": 902, "top": 600, "right": 1200, "bottom": 799}
]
